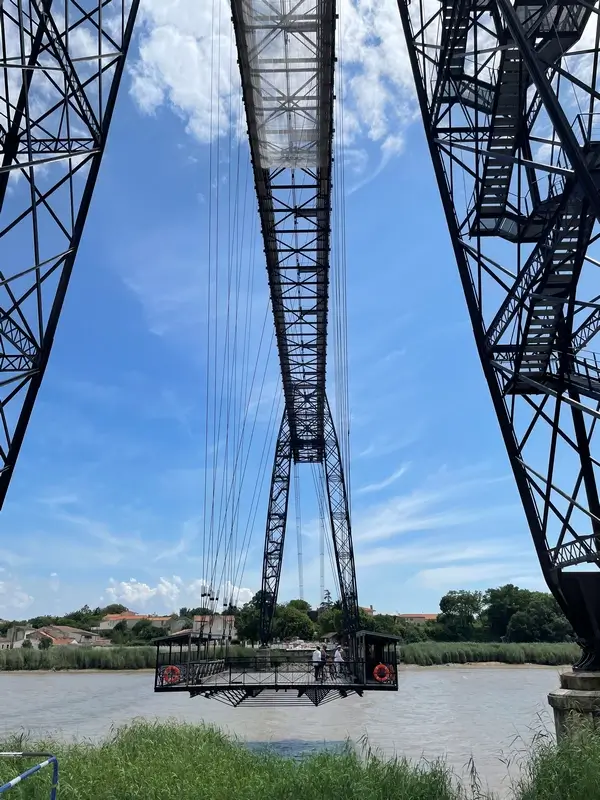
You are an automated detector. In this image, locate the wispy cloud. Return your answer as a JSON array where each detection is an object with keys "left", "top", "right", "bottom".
[
  {"left": 413, "top": 563, "right": 543, "bottom": 591},
  {"left": 356, "top": 430, "right": 420, "bottom": 459},
  {"left": 356, "top": 540, "right": 527, "bottom": 569},
  {"left": 357, "top": 464, "right": 410, "bottom": 494},
  {"left": 154, "top": 518, "right": 198, "bottom": 562},
  {"left": 354, "top": 468, "right": 514, "bottom": 543}
]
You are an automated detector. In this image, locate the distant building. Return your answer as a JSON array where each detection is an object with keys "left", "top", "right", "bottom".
[
  {"left": 40, "top": 625, "right": 99, "bottom": 644},
  {"left": 7, "top": 626, "right": 35, "bottom": 648},
  {"left": 97, "top": 613, "right": 172, "bottom": 631},
  {"left": 397, "top": 614, "right": 438, "bottom": 625},
  {"left": 193, "top": 615, "right": 236, "bottom": 640},
  {"left": 360, "top": 605, "right": 375, "bottom": 616},
  {"left": 0, "top": 638, "right": 10, "bottom": 650},
  {"left": 28, "top": 631, "right": 78, "bottom": 647},
  {"left": 7, "top": 624, "right": 102, "bottom": 648}
]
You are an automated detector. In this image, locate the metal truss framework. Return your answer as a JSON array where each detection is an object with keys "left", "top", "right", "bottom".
[
  {"left": 258, "top": 401, "right": 359, "bottom": 644},
  {"left": 0, "top": 0, "right": 139, "bottom": 506},
  {"left": 399, "top": 0, "right": 600, "bottom": 668},
  {"left": 231, "top": 0, "right": 360, "bottom": 643}
]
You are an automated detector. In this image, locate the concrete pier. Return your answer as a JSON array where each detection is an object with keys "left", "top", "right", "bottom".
[{"left": 548, "top": 671, "right": 600, "bottom": 741}]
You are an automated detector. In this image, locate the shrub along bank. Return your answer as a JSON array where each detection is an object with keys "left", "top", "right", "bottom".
[
  {"left": 0, "top": 720, "right": 598, "bottom": 800},
  {"left": 0, "top": 641, "right": 580, "bottom": 671},
  {"left": 400, "top": 641, "right": 580, "bottom": 666}
]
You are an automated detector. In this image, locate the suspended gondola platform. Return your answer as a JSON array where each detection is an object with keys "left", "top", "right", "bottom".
[{"left": 154, "top": 630, "right": 399, "bottom": 707}]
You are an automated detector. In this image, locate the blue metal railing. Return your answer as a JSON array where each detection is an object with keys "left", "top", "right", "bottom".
[{"left": 0, "top": 753, "right": 58, "bottom": 799}]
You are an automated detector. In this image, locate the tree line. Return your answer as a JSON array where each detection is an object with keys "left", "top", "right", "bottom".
[
  {"left": 0, "top": 584, "right": 575, "bottom": 646},
  {"left": 233, "top": 584, "right": 575, "bottom": 645}
]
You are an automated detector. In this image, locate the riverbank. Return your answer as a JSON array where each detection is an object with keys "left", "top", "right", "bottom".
[
  {"left": 0, "top": 641, "right": 580, "bottom": 671},
  {"left": 0, "top": 719, "right": 597, "bottom": 799},
  {"left": 401, "top": 641, "right": 580, "bottom": 666}
]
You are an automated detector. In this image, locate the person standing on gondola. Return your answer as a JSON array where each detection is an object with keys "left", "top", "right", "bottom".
[
  {"left": 334, "top": 645, "right": 344, "bottom": 677},
  {"left": 312, "top": 645, "right": 322, "bottom": 680}
]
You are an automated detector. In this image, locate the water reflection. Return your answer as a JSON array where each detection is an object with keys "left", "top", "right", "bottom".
[{"left": 245, "top": 739, "right": 349, "bottom": 759}]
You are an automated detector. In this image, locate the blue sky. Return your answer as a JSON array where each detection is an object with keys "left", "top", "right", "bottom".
[{"left": 0, "top": 0, "right": 550, "bottom": 620}]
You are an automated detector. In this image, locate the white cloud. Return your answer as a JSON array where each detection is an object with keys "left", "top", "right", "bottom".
[
  {"left": 105, "top": 576, "right": 254, "bottom": 611},
  {"left": 129, "top": 0, "right": 418, "bottom": 167},
  {"left": 357, "top": 463, "right": 410, "bottom": 494},
  {"left": 0, "top": 579, "right": 34, "bottom": 615},
  {"left": 129, "top": 2, "right": 238, "bottom": 142}
]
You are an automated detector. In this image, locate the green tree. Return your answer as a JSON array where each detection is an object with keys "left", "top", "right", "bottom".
[
  {"left": 110, "top": 620, "right": 131, "bottom": 645},
  {"left": 287, "top": 599, "right": 311, "bottom": 614},
  {"left": 507, "top": 594, "right": 572, "bottom": 642},
  {"left": 103, "top": 604, "right": 129, "bottom": 615},
  {"left": 39, "top": 636, "right": 53, "bottom": 650},
  {"left": 273, "top": 605, "right": 314, "bottom": 640},
  {"left": 21, "top": 639, "right": 33, "bottom": 649},
  {"left": 235, "top": 602, "right": 261, "bottom": 644},
  {"left": 179, "top": 606, "right": 212, "bottom": 618},
  {"left": 482, "top": 584, "right": 532, "bottom": 639},
  {"left": 372, "top": 614, "right": 399, "bottom": 635},
  {"left": 317, "top": 607, "right": 343, "bottom": 636},
  {"left": 395, "top": 619, "right": 427, "bottom": 643},
  {"left": 28, "top": 615, "right": 57, "bottom": 629},
  {"left": 131, "top": 619, "right": 159, "bottom": 642},
  {"left": 438, "top": 590, "right": 483, "bottom": 640}
]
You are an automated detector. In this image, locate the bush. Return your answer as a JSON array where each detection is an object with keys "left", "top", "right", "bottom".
[
  {"left": 0, "top": 641, "right": 581, "bottom": 671},
  {"left": 400, "top": 641, "right": 580, "bottom": 666}
]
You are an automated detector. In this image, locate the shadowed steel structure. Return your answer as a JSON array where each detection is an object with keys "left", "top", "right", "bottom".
[
  {"left": 230, "top": 0, "right": 360, "bottom": 644},
  {"left": 0, "top": 0, "right": 139, "bottom": 507},
  {"left": 398, "top": 0, "right": 600, "bottom": 668}
]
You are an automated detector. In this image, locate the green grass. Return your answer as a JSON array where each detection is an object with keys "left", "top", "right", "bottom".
[
  {"left": 0, "top": 644, "right": 317, "bottom": 671},
  {"left": 0, "top": 721, "right": 468, "bottom": 800},
  {"left": 401, "top": 641, "right": 580, "bottom": 666},
  {"left": 1, "top": 719, "right": 600, "bottom": 799},
  {"left": 0, "top": 641, "right": 580, "bottom": 671},
  {"left": 513, "top": 719, "right": 600, "bottom": 800}
]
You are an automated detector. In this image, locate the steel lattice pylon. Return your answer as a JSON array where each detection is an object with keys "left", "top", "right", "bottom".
[
  {"left": 0, "top": 0, "right": 139, "bottom": 507},
  {"left": 231, "top": 0, "right": 360, "bottom": 644},
  {"left": 399, "top": 0, "right": 600, "bottom": 668}
]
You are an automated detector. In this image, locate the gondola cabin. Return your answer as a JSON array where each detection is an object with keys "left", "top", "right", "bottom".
[{"left": 154, "top": 629, "right": 400, "bottom": 707}]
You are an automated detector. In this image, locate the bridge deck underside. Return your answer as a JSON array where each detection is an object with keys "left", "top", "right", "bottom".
[{"left": 232, "top": 0, "right": 334, "bottom": 458}]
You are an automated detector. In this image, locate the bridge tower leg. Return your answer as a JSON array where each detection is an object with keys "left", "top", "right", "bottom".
[
  {"left": 398, "top": 0, "right": 600, "bottom": 669},
  {"left": 0, "top": 1, "right": 139, "bottom": 507}
]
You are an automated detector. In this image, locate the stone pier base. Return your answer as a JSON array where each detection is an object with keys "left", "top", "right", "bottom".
[{"left": 548, "top": 671, "right": 600, "bottom": 741}]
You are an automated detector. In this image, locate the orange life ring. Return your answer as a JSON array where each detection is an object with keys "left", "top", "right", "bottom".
[
  {"left": 163, "top": 665, "right": 181, "bottom": 685},
  {"left": 373, "top": 663, "right": 390, "bottom": 683}
]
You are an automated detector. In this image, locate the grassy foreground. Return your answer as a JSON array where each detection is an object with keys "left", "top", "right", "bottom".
[
  {"left": 1, "top": 720, "right": 599, "bottom": 799},
  {"left": 0, "top": 641, "right": 580, "bottom": 671}
]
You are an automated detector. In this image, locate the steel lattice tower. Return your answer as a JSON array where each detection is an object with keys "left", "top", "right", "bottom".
[
  {"left": 399, "top": 0, "right": 600, "bottom": 668},
  {"left": 0, "top": 0, "right": 139, "bottom": 507},
  {"left": 231, "top": 0, "right": 359, "bottom": 645}
]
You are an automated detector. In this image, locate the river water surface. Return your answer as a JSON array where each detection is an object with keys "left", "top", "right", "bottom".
[{"left": 0, "top": 666, "right": 563, "bottom": 797}]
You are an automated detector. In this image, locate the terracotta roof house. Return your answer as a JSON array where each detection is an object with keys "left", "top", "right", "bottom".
[
  {"left": 97, "top": 613, "right": 172, "bottom": 631},
  {"left": 397, "top": 613, "right": 438, "bottom": 624}
]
